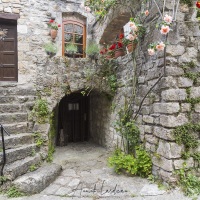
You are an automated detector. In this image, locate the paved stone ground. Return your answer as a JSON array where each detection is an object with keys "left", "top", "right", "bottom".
[{"left": 0, "top": 142, "right": 198, "bottom": 200}]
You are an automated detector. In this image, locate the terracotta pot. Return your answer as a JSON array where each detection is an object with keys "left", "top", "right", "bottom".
[
  {"left": 127, "top": 42, "right": 137, "bottom": 53},
  {"left": 50, "top": 29, "right": 57, "bottom": 39},
  {"left": 115, "top": 48, "right": 125, "bottom": 58},
  {"left": 106, "top": 55, "right": 114, "bottom": 59}
]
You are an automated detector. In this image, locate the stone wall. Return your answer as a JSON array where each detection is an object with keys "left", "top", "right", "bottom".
[{"left": 0, "top": 0, "right": 200, "bottom": 182}]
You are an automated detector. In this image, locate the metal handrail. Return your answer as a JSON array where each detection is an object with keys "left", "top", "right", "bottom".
[{"left": 0, "top": 124, "right": 10, "bottom": 176}]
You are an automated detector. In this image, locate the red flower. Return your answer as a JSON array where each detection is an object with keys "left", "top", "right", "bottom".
[
  {"left": 49, "top": 19, "right": 54, "bottom": 23},
  {"left": 196, "top": 1, "right": 200, "bottom": 8},
  {"left": 117, "top": 42, "right": 123, "bottom": 48},
  {"left": 109, "top": 44, "right": 116, "bottom": 50},
  {"left": 100, "top": 48, "right": 107, "bottom": 54},
  {"left": 119, "top": 33, "right": 124, "bottom": 39},
  {"left": 58, "top": 24, "right": 61, "bottom": 27}
]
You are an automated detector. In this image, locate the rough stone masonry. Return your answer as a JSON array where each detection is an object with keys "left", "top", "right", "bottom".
[{"left": 0, "top": 0, "right": 199, "bottom": 183}]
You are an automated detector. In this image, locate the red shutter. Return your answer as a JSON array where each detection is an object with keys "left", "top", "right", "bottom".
[{"left": 0, "top": 20, "right": 18, "bottom": 81}]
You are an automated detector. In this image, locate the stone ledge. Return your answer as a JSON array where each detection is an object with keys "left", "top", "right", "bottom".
[{"left": 13, "top": 163, "right": 62, "bottom": 194}]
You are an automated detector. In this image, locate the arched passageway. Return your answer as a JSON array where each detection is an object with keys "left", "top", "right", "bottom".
[
  {"left": 56, "top": 91, "right": 112, "bottom": 148},
  {"left": 56, "top": 93, "right": 89, "bottom": 146}
]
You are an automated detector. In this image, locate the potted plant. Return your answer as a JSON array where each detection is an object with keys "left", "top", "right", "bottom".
[
  {"left": 47, "top": 19, "right": 61, "bottom": 40},
  {"left": 114, "top": 42, "right": 125, "bottom": 58},
  {"left": 123, "top": 17, "right": 145, "bottom": 53},
  {"left": 44, "top": 42, "right": 58, "bottom": 56},
  {"left": 85, "top": 41, "right": 100, "bottom": 60},
  {"left": 65, "top": 43, "right": 78, "bottom": 57}
]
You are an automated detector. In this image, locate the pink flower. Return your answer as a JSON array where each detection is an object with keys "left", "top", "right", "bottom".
[
  {"left": 129, "top": 21, "right": 136, "bottom": 27},
  {"left": 148, "top": 48, "right": 155, "bottom": 56},
  {"left": 130, "top": 24, "right": 138, "bottom": 32},
  {"left": 128, "top": 34, "right": 137, "bottom": 41},
  {"left": 160, "top": 25, "right": 170, "bottom": 35},
  {"left": 156, "top": 42, "right": 165, "bottom": 51},
  {"left": 84, "top": 6, "right": 91, "bottom": 12},
  {"left": 144, "top": 10, "right": 149, "bottom": 16},
  {"left": 164, "top": 14, "right": 173, "bottom": 24}
]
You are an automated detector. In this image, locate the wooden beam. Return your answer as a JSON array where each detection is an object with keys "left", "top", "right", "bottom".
[{"left": 0, "top": 13, "right": 20, "bottom": 20}]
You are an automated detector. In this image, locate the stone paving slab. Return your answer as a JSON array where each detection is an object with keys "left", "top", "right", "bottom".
[{"left": 1, "top": 142, "right": 199, "bottom": 200}]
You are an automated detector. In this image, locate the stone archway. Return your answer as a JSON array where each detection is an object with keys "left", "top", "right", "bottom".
[
  {"left": 57, "top": 92, "right": 89, "bottom": 146},
  {"left": 56, "top": 89, "right": 112, "bottom": 148}
]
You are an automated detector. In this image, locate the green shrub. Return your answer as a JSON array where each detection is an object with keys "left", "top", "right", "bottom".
[
  {"left": 44, "top": 42, "right": 58, "bottom": 54},
  {"left": 108, "top": 147, "right": 152, "bottom": 178},
  {"left": 29, "top": 98, "right": 49, "bottom": 124},
  {"left": 85, "top": 41, "right": 99, "bottom": 57},
  {"left": 177, "top": 167, "right": 200, "bottom": 197}
]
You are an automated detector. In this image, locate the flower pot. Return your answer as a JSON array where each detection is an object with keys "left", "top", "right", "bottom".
[
  {"left": 127, "top": 42, "right": 137, "bottom": 53},
  {"left": 50, "top": 29, "right": 57, "bottom": 39},
  {"left": 115, "top": 48, "right": 125, "bottom": 58}
]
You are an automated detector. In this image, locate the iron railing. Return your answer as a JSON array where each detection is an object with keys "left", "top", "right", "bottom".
[{"left": 0, "top": 124, "right": 10, "bottom": 176}]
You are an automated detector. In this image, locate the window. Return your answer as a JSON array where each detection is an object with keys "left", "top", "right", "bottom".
[
  {"left": 62, "top": 20, "right": 86, "bottom": 58},
  {"left": 0, "top": 14, "right": 19, "bottom": 81}
]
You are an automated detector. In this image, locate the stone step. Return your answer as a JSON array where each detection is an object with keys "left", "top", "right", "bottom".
[
  {"left": 0, "top": 144, "right": 38, "bottom": 164},
  {"left": 0, "top": 96, "right": 36, "bottom": 104},
  {"left": 0, "top": 104, "right": 25, "bottom": 113},
  {"left": 0, "top": 133, "right": 34, "bottom": 150},
  {"left": 13, "top": 163, "right": 62, "bottom": 194},
  {"left": 0, "top": 113, "right": 28, "bottom": 124},
  {"left": 4, "top": 153, "right": 41, "bottom": 181},
  {"left": 3, "top": 122, "right": 29, "bottom": 134},
  {"left": 0, "top": 87, "right": 36, "bottom": 96}
]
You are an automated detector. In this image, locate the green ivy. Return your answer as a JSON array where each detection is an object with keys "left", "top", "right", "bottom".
[
  {"left": 99, "top": 58, "right": 118, "bottom": 97},
  {"left": 29, "top": 164, "right": 38, "bottom": 172},
  {"left": 180, "top": 0, "right": 193, "bottom": 7},
  {"left": 186, "top": 97, "right": 200, "bottom": 110},
  {"left": 46, "top": 112, "right": 56, "bottom": 162},
  {"left": 184, "top": 72, "right": 200, "bottom": 85},
  {"left": 108, "top": 147, "right": 152, "bottom": 178},
  {"left": 7, "top": 186, "right": 25, "bottom": 198},
  {"left": 176, "top": 167, "right": 200, "bottom": 197},
  {"left": 33, "top": 132, "right": 46, "bottom": 148},
  {"left": 173, "top": 123, "right": 200, "bottom": 150},
  {"left": 29, "top": 98, "right": 49, "bottom": 124},
  {"left": 115, "top": 100, "right": 140, "bottom": 153}
]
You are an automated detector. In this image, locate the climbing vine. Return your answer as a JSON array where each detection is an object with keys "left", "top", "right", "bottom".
[{"left": 29, "top": 98, "right": 49, "bottom": 124}]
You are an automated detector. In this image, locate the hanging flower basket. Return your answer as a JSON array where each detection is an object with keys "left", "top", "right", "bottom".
[
  {"left": 127, "top": 42, "right": 137, "bottom": 53},
  {"left": 50, "top": 29, "right": 57, "bottom": 40}
]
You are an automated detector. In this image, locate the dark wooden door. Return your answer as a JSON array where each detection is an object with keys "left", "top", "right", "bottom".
[
  {"left": 57, "top": 93, "right": 89, "bottom": 146},
  {"left": 0, "top": 20, "right": 18, "bottom": 81}
]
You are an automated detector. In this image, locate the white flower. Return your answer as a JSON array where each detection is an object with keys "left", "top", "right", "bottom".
[
  {"left": 164, "top": 14, "right": 173, "bottom": 24},
  {"left": 148, "top": 48, "right": 155, "bottom": 56}
]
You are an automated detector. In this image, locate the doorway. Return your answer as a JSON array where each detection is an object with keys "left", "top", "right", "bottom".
[
  {"left": 57, "top": 93, "right": 89, "bottom": 146},
  {"left": 0, "top": 19, "right": 18, "bottom": 81}
]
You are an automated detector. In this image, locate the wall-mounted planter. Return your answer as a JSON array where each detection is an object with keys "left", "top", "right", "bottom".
[
  {"left": 50, "top": 29, "right": 57, "bottom": 40},
  {"left": 115, "top": 48, "right": 125, "bottom": 58}
]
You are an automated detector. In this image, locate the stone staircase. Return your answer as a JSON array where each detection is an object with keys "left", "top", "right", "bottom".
[{"left": 0, "top": 86, "right": 42, "bottom": 181}]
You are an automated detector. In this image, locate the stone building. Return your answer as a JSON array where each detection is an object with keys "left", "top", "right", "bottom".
[{"left": 0, "top": 0, "right": 199, "bottom": 187}]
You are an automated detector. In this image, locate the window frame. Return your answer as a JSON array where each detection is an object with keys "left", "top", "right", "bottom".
[{"left": 62, "top": 20, "right": 86, "bottom": 58}]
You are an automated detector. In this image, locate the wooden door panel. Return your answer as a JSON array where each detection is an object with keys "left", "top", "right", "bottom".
[
  {"left": 2, "top": 52, "right": 15, "bottom": 64},
  {"left": 57, "top": 94, "right": 89, "bottom": 146},
  {"left": 0, "top": 20, "right": 17, "bottom": 81},
  {"left": 2, "top": 68, "right": 16, "bottom": 79},
  {"left": 3, "top": 39, "right": 15, "bottom": 51}
]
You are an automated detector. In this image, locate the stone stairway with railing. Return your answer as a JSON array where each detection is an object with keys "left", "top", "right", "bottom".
[
  {"left": 0, "top": 86, "right": 62, "bottom": 194},
  {"left": 0, "top": 86, "right": 42, "bottom": 181}
]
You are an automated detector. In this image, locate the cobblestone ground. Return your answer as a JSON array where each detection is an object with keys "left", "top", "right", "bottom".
[{"left": 0, "top": 142, "right": 198, "bottom": 200}]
